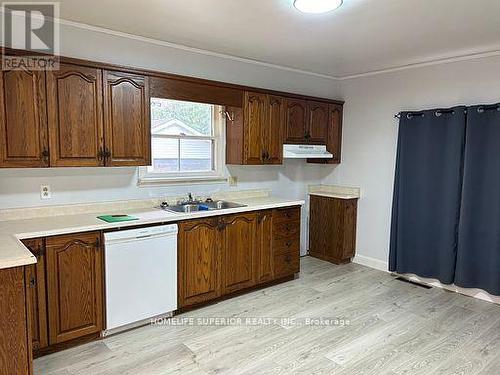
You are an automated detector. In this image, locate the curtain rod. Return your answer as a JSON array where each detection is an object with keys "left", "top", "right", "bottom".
[{"left": 395, "top": 104, "right": 500, "bottom": 119}]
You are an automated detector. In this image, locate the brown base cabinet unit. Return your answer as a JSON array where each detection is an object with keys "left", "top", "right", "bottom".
[
  {"left": 309, "top": 195, "right": 358, "bottom": 264},
  {"left": 17, "top": 232, "right": 104, "bottom": 359},
  {"left": 178, "top": 208, "right": 301, "bottom": 309},
  {"left": 45, "top": 232, "right": 104, "bottom": 345},
  {"left": 0, "top": 266, "right": 33, "bottom": 375},
  {"left": 22, "top": 239, "right": 48, "bottom": 352}
]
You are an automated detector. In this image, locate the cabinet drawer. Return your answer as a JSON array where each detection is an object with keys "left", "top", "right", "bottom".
[
  {"left": 273, "top": 235, "right": 300, "bottom": 255},
  {"left": 273, "top": 221, "right": 300, "bottom": 239},
  {"left": 273, "top": 207, "right": 301, "bottom": 223},
  {"left": 274, "top": 253, "right": 299, "bottom": 278}
]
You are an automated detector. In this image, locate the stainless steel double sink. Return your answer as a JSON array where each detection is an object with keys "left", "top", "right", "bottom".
[{"left": 160, "top": 200, "right": 247, "bottom": 213}]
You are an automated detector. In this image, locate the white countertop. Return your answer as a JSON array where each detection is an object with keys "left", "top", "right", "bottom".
[
  {"left": 309, "top": 192, "right": 360, "bottom": 200},
  {"left": 308, "top": 184, "right": 361, "bottom": 200},
  {"left": 0, "top": 196, "right": 304, "bottom": 270}
]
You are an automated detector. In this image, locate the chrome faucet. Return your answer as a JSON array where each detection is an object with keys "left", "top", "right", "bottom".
[{"left": 188, "top": 193, "right": 193, "bottom": 203}]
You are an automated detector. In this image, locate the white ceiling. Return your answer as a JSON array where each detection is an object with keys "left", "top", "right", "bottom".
[{"left": 38, "top": 0, "right": 500, "bottom": 78}]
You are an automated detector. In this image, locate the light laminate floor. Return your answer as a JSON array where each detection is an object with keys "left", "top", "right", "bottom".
[{"left": 35, "top": 257, "right": 500, "bottom": 375}]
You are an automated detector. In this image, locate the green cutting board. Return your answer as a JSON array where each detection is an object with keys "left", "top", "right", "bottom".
[{"left": 97, "top": 215, "right": 139, "bottom": 223}]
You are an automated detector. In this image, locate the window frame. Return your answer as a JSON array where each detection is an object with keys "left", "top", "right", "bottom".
[{"left": 138, "top": 100, "right": 227, "bottom": 186}]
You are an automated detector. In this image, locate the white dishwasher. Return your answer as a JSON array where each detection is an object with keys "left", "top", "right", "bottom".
[{"left": 103, "top": 224, "right": 177, "bottom": 336}]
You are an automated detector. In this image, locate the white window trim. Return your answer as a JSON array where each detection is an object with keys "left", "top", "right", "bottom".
[{"left": 138, "top": 104, "right": 227, "bottom": 186}]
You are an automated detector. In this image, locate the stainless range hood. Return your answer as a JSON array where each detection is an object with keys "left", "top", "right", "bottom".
[{"left": 283, "top": 144, "right": 333, "bottom": 159}]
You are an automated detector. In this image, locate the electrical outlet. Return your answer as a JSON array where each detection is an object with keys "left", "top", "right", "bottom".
[
  {"left": 228, "top": 176, "right": 238, "bottom": 187},
  {"left": 40, "top": 185, "right": 52, "bottom": 200}
]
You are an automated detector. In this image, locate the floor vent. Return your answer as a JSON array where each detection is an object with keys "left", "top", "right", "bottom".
[{"left": 395, "top": 276, "right": 432, "bottom": 289}]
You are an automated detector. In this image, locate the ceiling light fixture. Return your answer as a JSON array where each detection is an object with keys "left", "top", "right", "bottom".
[{"left": 294, "top": 0, "right": 343, "bottom": 14}]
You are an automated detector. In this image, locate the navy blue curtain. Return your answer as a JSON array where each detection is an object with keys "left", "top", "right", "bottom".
[
  {"left": 389, "top": 107, "right": 467, "bottom": 284},
  {"left": 455, "top": 104, "right": 500, "bottom": 295}
]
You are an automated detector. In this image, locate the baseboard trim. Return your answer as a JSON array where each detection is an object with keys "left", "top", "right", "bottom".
[
  {"left": 352, "top": 254, "right": 389, "bottom": 272},
  {"left": 352, "top": 254, "right": 500, "bottom": 305}
]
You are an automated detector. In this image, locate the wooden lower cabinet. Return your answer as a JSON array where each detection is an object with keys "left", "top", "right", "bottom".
[
  {"left": 220, "top": 213, "right": 257, "bottom": 294},
  {"left": 272, "top": 207, "right": 301, "bottom": 278},
  {"left": 178, "top": 208, "right": 301, "bottom": 308},
  {"left": 256, "top": 210, "right": 274, "bottom": 284},
  {"left": 309, "top": 195, "right": 358, "bottom": 264},
  {"left": 0, "top": 266, "right": 32, "bottom": 375},
  {"left": 22, "top": 239, "right": 48, "bottom": 352},
  {"left": 45, "top": 232, "right": 104, "bottom": 345},
  {"left": 178, "top": 218, "right": 221, "bottom": 308}
]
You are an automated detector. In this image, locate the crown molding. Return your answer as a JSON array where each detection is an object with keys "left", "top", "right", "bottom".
[
  {"left": 338, "top": 49, "right": 500, "bottom": 80},
  {"left": 57, "top": 17, "right": 341, "bottom": 82},
  {"left": 4, "top": 10, "right": 500, "bottom": 82}
]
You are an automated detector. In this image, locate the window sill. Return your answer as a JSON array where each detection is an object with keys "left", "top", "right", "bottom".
[{"left": 138, "top": 176, "right": 228, "bottom": 187}]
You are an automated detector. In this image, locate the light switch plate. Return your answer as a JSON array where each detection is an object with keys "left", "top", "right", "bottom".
[{"left": 40, "top": 185, "right": 52, "bottom": 199}]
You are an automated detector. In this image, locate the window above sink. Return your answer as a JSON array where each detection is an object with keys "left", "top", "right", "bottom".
[{"left": 139, "top": 98, "right": 227, "bottom": 186}]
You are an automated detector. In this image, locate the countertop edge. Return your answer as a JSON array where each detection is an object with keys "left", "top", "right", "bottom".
[{"left": 309, "top": 192, "right": 360, "bottom": 199}]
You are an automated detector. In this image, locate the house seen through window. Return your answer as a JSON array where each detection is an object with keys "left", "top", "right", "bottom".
[{"left": 145, "top": 98, "right": 224, "bottom": 181}]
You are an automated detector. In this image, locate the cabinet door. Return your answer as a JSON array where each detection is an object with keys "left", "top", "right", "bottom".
[
  {"left": 284, "top": 98, "right": 308, "bottom": 143},
  {"left": 22, "top": 239, "right": 48, "bottom": 352},
  {"left": 309, "top": 195, "right": 328, "bottom": 258},
  {"left": 103, "top": 71, "right": 151, "bottom": 166},
  {"left": 46, "top": 232, "right": 103, "bottom": 344},
  {"left": 329, "top": 104, "right": 343, "bottom": 163},
  {"left": 47, "top": 64, "right": 105, "bottom": 167},
  {"left": 308, "top": 104, "right": 343, "bottom": 164},
  {"left": 178, "top": 218, "right": 221, "bottom": 308},
  {"left": 256, "top": 211, "right": 274, "bottom": 284},
  {"left": 0, "top": 267, "right": 31, "bottom": 375},
  {"left": 307, "top": 101, "right": 329, "bottom": 144},
  {"left": 243, "top": 92, "right": 266, "bottom": 164},
  {"left": 0, "top": 65, "right": 48, "bottom": 167},
  {"left": 221, "top": 213, "right": 257, "bottom": 294},
  {"left": 265, "top": 95, "right": 284, "bottom": 164}
]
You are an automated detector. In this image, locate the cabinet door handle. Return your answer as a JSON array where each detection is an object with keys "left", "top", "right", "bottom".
[
  {"left": 29, "top": 276, "right": 36, "bottom": 288},
  {"left": 98, "top": 148, "right": 105, "bottom": 162},
  {"left": 304, "top": 133, "right": 311, "bottom": 140},
  {"left": 104, "top": 148, "right": 111, "bottom": 163},
  {"left": 286, "top": 241, "right": 292, "bottom": 247},
  {"left": 41, "top": 149, "right": 49, "bottom": 164}
]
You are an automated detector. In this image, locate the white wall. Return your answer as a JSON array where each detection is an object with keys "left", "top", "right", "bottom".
[
  {"left": 0, "top": 21, "right": 341, "bottom": 254},
  {"left": 327, "top": 55, "right": 500, "bottom": 264}
]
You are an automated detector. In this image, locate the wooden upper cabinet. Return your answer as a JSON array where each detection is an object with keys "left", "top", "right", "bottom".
[
  {"left": 45, "top": 232, "right": 103, "bottom": 344},
  {"left": 0, "top": 65, "right": 49, "bottom": 167},
  {"left": 265, "top": 95, "right": 284, "bottom": 164},
  {"left": 307, "top": 101, "right": 329, "bottom": 144},
  {"left": 284, "top": 98, "right": 308, "bottom": 143},
  {"left": 329, "top": 104, "right": 343, "bottom": 164},
  {"left": 243, "top": 92, "right": 267, "bottom": 164},
  {"left": 47, "top": 64, "right": 105, "bottom": 167},
  {"left": 308, "top": 103, "right": 343, "bottom": 164},
  {"left": 256, "top": 210, "right": 274, "bottom": 284},
  {"left": 103, "top": 71, "right": 151, "bottom": 166},
  {"left": 22, "top": 239, "right": 48, "bottom": 352},
  {"left": 221, "top": 213, "right": 257, "bottom": 294},
  {"left": 178, "top": 218, "right": 221, "bottom": 308},
  {"left": 227, "top": 92, "right": 284, "bottom": 165}
]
